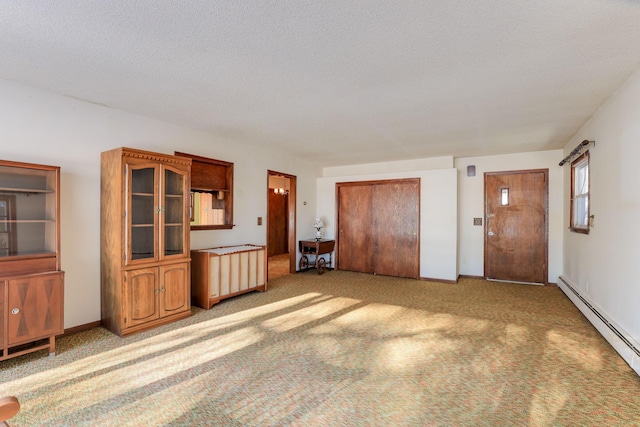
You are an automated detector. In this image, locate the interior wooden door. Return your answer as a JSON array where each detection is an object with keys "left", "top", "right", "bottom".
[
  {"left": 267, "top": 191, "right": 288, "bottom": 257},
  {"left": 337, "top": 179, "right": 419, "bottom": 278},
  {"left": 373, "top": 181, "right": 419, "bottom": 278},
  {"left": 485, "top": 170, "right": 548, "bottom": 284},
  {"left": 337, "top": 184, "right": 374, "bottom": 273}
]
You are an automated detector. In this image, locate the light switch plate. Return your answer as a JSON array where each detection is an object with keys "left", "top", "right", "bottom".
[{"left": 257, "top": 217, "right": 262, "bottom": 225}]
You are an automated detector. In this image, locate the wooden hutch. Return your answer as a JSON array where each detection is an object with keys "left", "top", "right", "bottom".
[
  {"left": 100, "top": 148, "right": 192, "bottom": 336},
  {"left": 0, "top": 160, "right": 64, "bottom": 361}
]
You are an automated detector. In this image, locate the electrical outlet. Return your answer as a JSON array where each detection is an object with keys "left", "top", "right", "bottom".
[
  {"left": 257, "top": 217, "right": 262, "bottom": 226},
  {"left": 473, "top": 218, "right": 482, "bottom": 226}
]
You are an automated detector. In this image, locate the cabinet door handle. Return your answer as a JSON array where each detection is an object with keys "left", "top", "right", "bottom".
[{"left": 11, "top": 308, "right": 20, "bottom": 315}]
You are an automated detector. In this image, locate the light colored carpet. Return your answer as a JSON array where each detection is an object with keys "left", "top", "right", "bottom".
[{"left": 1, "top": 272, "right": 639, "bottom": 426}]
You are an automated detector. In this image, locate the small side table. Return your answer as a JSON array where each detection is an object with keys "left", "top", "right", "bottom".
[{"left": 298, "top": 239, "right": 335, "bottom": 274}]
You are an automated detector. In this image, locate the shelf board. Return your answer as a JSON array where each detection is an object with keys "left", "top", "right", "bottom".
[
  {"left": 0, "top": 187, "right": 53, "bottom": 194},
  {"left": 3, "top": 219, "right": 55, "bottom": 223},
  {"left": 0, "top": 251, "right": 56, "bottom": 260},
  {"left": 131, "top": 253, "right": 154, "bottom": 259}
]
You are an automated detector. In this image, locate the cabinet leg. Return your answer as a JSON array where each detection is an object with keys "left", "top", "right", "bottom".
[{"left": 48, "top": 335, "right": 56, "bottom": 356}]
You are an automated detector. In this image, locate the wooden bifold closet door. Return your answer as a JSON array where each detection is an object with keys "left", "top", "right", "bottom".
[{"left": 337, "top": 179, "right": 419, "bottom": 279}]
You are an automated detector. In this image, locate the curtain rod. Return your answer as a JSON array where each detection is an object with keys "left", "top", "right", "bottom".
[{"left": 559, "top": 140, "right": 595, "bottom": 166}]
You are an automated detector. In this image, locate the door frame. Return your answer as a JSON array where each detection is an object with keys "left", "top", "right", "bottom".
[
  {"left": 484, "top": 169, "right": 549, "bottom": 285},
  {"left": 267, "top": 170, "right": 297, "bottom": 276}
]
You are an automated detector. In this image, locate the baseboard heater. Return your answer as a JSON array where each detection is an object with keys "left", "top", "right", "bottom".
[{"left": 558, "top": 276, "right": 640, "bottom": 360}]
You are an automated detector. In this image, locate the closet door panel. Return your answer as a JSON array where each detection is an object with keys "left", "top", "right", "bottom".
[
  {"left": 337, "top": 184, "right": 374, "bottom": 273},
  {"left": 373, "top": 181, "right": 419, "bottom": 278}
]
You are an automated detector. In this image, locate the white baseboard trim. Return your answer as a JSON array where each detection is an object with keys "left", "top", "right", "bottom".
[{"left": 558, "top": 275, "right": 640, "bottom": 376}]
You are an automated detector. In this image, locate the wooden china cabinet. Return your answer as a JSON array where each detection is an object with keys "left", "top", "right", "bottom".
[
  {"left": 101, "top": 148, "right": 192, "bottom": 336},
  {"left": 0, "top": 160, "right": 64, "bottom": 361}
]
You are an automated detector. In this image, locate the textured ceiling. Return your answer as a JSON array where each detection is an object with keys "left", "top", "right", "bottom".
[{"left": 2, "top": 1, "right": 640, "bottom": 166}]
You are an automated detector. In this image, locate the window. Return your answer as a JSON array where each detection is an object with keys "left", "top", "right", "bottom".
[
  {"left": 175, "top": 152, "right": 234, "bottom": 230},
  {"left": 500, "top": 188, "right": 509, "bottom": 206},
  {"left": 570, "top": 151, "right": 589, "bottom": 233}
]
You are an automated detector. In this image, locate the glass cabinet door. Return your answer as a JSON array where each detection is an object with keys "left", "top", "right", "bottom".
[
  {"left": 0, "top": 163, "right": 58, "bottom": 260},
  {"left": 0, "top": 195, "right": 16, "bottom": 257},
  {"left": 162, "top": 166, "right": 187, "bottom": 259},
  {"left": 128, "top": 163, "right": 158, "bottom": 263}
]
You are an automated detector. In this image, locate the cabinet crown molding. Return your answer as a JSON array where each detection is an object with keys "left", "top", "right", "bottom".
[{"left": 119, "top": 147, "right": 192, "bottom": 166}]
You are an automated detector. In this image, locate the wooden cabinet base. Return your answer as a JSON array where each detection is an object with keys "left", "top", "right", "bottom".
[
  {"left": 102, "top": 263, "right": 192, "bottom": 337},
  {"left": 1, "top": 336, "right": 57, "bottom": 361},
  {"left": 204, "top": 284, "right": 266, "bottom": 309},
  {"left": 0, "top": 271, "right": 64, "bottom": 361},
  {"left": 116, "top": 310, "right": 192, "bottom": 337}
]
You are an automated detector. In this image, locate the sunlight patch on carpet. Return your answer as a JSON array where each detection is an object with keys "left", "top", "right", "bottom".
[
  {"left": 22, "top": 326, "right": 265, "bottom": 422},
  {"left": 2, "top": 293, "right": 323, "bottom": 395},
  {"left": 261, "top": 296, "right": 362, "bottom": 333},
  {"left": 547, "top": 330, "right": 604, "bottom": 372}
]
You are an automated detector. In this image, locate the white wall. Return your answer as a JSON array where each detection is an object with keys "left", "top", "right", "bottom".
[
  {"left": 317, "top": 162, "right": 458, "bottom": 281},
  {"left": 455, "top": 151, "right": 564, "bottom": 283},
  {"left": 0, "top": 79, "right": 322, "bottom": 329},
  {"left": 562, "top": 67, "right": 640, "bottom": 348},
  {"left": 323, "top": 156, "right": 454, "bottom": 177}
]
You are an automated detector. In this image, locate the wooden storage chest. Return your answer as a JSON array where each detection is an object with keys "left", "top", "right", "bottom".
[{"left": 191, "top": 245, "right": 266, "bottom": 309}]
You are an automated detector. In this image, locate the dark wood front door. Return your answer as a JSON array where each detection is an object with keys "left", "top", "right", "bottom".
[
  {"left": 337, "top": 179, "right": 419, "bottom": 279},
  {"left": 485, "top": 170, "right": 548, "bottom": 284}
]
